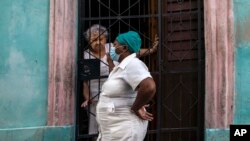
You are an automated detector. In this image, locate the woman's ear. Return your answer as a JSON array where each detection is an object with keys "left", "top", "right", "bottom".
[{"left": 123, "top": 45, "right": 128, "bottom": 51}]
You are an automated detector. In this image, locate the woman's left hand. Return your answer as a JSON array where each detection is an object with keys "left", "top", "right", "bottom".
[
  {"left": 151, "top": 34, "right": 159, "bottom": 53},
  {"left": 135, "top": 105, "right": 154, "bottom": 121},
  {"left": 106, "top": 53, "right": 113, "bottom": 64},
  {"left": 106, "top": 53, "right": 115, "bottom": 72}
]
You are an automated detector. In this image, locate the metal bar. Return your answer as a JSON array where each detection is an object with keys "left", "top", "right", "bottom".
[
  {"left": 179, "top": 3, "right": 184, "bottom": 139},
  {"left": 129, "top": 0, "right": 131, "bottom": 27},
  {"left": 89, "top": 0, "right": 91, "bottom": 19},
  {"left": 189, "top": 1, "right": 192, "bottom": 139},
  {"left": 197, "top": 0, "right": 204, "bottom": 141},
  {"left": 148, "top": 127, "right": 197, "bottom": 134},
  {"left": 156, "top": 0, "right": 162, "bottom": 140},
  {"left": 75, "top": 0, "right": 84, "bottom": 139},
  {"left": 80, "top": 14, "right": 159, "bottom": 20},
  {"left": 108, "top": 0, "right": 111, "bottom": 42},
  {"left": 79, "top": 11, "right": 199, "bottom": 21},
  {"left": 118, "top": 0, "right": 121, "bottom": 33},
  {"left": 162, "top": 10, "right": 199, "bottom": 16},
  {"left": 160, "top": 127, "right": 198, "bottom": 132},
  {"left": 78, "top": 133, "right": 98, "bottom": 139},
  {"left": 138, "top": 0, "right": 141, "bottom": 32}
]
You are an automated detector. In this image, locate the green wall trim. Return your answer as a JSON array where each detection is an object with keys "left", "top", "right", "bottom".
[
  {"left": 0, "top": 0, "right": 49, "bottom": 128},
  {"left": 205, "top": 128, "right": 229, "bottom": 141},
  {"left": 0, "top": 126, "right": 74, "bottom": 141},
  {"left": 234, "top": 0, "right": 250, "bottom": 124},
  {"left": 234, "top": 44, "right": 250, "bottom": 124}
]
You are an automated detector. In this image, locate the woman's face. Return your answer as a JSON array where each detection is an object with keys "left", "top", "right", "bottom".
[
  {"left": 113, "top": 40, "right": 127, "bottom": 54},
  {"left": 89, "top": 33, "right": 107, "bottom": 51}
]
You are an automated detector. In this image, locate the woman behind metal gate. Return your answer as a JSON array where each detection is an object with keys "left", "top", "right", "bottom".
[
  {"left": 96, "top": 31, "right": 156, "bottom": 141},
  {"left": 81, "top": 24, "right": 159, "bottom": 136}
]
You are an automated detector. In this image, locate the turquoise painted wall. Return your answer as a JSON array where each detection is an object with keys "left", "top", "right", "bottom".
[
  {"left": 205, "top": 129, "right": 229, "bottom": 141},
  {"left": 234, "top": 0, "right": 250, "bottom": 124},
  {"left": 0, "top": 1, "right": 75, "bottom": 140},
  {"left": 0, "top": 0, "right": 49, "bottom": 128},
  {"left": 0, "top": 126, "right": 73, "bottom": 141},
  {"left": 205, "top": 0, "right": 250, "bottom": 141}
]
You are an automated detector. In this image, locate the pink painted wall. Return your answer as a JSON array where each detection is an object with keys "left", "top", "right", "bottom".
[
  {"left": 47, "top": 0, "right": 77, "bottom": 125},
  {"left": 204, "top": 0, "right": 234, "bottom": 128}
]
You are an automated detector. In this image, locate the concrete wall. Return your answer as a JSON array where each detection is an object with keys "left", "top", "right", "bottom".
[
  {"left": 234, "top": 0, "right": 250, "bottom": 124},
  {"left": 205, "top": 0, "right": 250, "bottom": 140},
  {"left": 0, "top": 0, "right": 49, "bottom": 129},
  {"left": 0, "top": 0, "right": 73, "bottom": 140}
]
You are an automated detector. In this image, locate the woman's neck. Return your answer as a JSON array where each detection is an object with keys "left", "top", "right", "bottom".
[
  {"left": 118, "top": 52, "right": 131, "bottom": 62},
  {"left": 91, "top": 48, "right": 106, "bottom": 58}
]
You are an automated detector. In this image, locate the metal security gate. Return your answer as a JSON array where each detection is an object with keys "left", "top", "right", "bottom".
[{"left": 76, "top": 0, "right": 204, "bottom": 141}]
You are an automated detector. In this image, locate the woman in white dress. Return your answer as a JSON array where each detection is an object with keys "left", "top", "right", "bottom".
[
  {"left": 96, "top": 31, "right": 156, "bottom": 141},
  {"left": 81, "top": 24, "right": 159, "bottom": 136},
  {"left": 81, "top": 24, "right": 115, "bottom": 135}
]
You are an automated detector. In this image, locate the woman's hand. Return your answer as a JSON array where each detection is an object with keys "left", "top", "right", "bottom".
[
  {"left": 150, "top": 34, "right": 159, "bottom": 54},
  {"left": 133, "top": 105, "right": 154, "bottom": 121},
  {"left": 81, "top": 99, "right": 92, "bottom": 108},
  {"left": 106, "top": 53, "right": 113, "bottom": 64},
  {"left": 106, "top": 53, "right": 115, "bottom": 72}
]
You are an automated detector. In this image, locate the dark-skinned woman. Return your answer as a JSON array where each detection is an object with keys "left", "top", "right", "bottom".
[{"left": 96, "top": 31, "right": 156, "bottom": 141}]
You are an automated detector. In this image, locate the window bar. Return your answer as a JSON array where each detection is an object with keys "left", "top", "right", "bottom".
[
  {"left": 118, "top": 0, "right": 121, "bottom": 33},
  {"left": 129, "top": 0, "right": 131, "bottom": 29},
  {"left": 197, "top": 0, "right": 204, "bottom": 140},
  {"left": 188, "top": 0, "right": 192, "bottom": 140},
  {"left": 108, "top": 0, "right": 111, "bottom": 47},
  {"left": 76, "top": 1, "right": 82, "bottom": 138},
  {"left": 139, "top": 0, "right": 141, "bottom": 33},
  {"left": 97, "top": 0, "right": 101, "bottom": 103},
  {"left": 156, "top": 0, "right": 162, "bottom": 140},
  {"left": 88, "top": 1, "right": 92, "bottom": 140}
]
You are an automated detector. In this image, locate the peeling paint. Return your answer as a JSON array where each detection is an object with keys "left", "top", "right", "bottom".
[
  {"left": 234, "top": 0, "right": 250, "bottom": 124},
  {"left": 234, "top": 0, "right": 250, "bottom": 47},
  {"left": 0, "top": 126, "right": 73, "bottom": 141},
  {"left": 205, "top": 129, "right": 229, "bottom": 141},
  {"left": 0, "top": 0, "right": 49, "bottom": 129}
]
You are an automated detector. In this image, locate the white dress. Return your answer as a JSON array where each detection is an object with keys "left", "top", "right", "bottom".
[
  {"left": 96, "top": 53, "right": 152, "bottom": 141},
  {"left": 84, "top": 43, "right": 115, "bottom": 134}
]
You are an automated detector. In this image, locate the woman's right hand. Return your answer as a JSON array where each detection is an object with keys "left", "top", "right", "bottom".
[
  {"left": 81, "top": 100, "right": 89, "bottom": 108},
  {"left": 133, "top": 105, "right": 154, "bottom": 121}
]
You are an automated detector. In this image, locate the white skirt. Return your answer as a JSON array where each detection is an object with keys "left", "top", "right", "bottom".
[
  {"left": 96, "top": 102, "right": 148, "bottom": 141},
  {"left": 88, "top": 102, "right": 98, "bottom": 134}
]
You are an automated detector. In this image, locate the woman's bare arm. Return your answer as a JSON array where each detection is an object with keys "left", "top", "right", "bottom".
[
  {"left": 106, "top": 53, "right": 115, "bottom": 72},
  {"left": 131, "top": 77, "right": 156, "bottom": 120},
  {"left": 137, "top": 34, "right": 159, "bottom": 58},
  {"left": 81, "top": 81, "right": 90, "bottom": 107}
]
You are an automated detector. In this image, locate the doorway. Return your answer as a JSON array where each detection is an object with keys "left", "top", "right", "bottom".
[{"left": 76, "top": 0, "right": 204, "bottom": 140}]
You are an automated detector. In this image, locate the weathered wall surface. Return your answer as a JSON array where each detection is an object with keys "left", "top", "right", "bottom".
[
  {"left": 0, "top": 1, "right": 75, "bottom": 140},
  {"left": 234, "top": 0, "right": 250, "bottom": 124},
  {"left": 205, "top": 0, "right": 250, "bottom": 140},
  {"left": 0, "top": 0, "right": 49, "bottom": 129}
]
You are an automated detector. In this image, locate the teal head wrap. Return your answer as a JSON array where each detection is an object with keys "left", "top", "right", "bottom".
[{"left": 116, "top": 31, "right": 141, "bottom": 53}]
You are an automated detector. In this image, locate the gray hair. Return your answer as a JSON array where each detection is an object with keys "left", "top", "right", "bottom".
[{"left": 84, "top": 24, "right": 108, "bottom": 41}]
